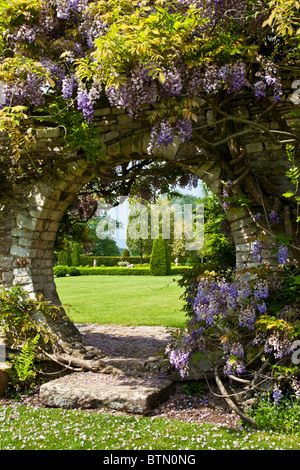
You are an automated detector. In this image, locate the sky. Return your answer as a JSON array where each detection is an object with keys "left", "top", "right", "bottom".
[{"left": 103, "top": 182, "right": 204, "bottom": 249}]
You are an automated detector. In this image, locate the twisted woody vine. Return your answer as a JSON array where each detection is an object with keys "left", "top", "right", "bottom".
[{"left": 0, "top": 0, "right": 300, "bottom": 425}]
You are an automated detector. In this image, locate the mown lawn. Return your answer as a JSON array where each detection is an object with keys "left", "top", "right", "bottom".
[
  {"left": 2, "top": 275, "right": 300, "bottom": 451},
  {"left": 1, "top": 404, "right": 300, "bottom": 450},
  {"left": 55, "top": 275, "right": 187, "bottom": 328}
]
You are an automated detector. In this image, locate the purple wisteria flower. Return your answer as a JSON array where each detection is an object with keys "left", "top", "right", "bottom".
[
  {"left": 254, "top": 280, "right": 269, "bottom": 300},
  {"left": 254, "top": 213, "right": 261, "bottom": 222},
  {"left": 166, "top": 346, "right": 190, "bottom": 378},
  {"left": 278, "top": 244, "right": 288, "bottom": 266},
  {"left": 254, "top": 80, "right": 267, "bottom": 99},
  {"left": 273, "top": 385, "right": 283, "bottom": 405},
  {"left": 252, "top": 240, "right": 262, "bottom": 262},
  {"left": 256, "top": 301, "right": 267, "bottom": 314},
  {"left": 62, "top": 76, "right": 76, "bottom": 100},
  {"left": 264, "top": 332, "right": 295, "bottom": 359},
  {"left": 77, "top": 85, "right": 93, "bottom": 121},
  {"left": 239, "top": 305, "right": 256, "bottom": 329},
  {"left": 269, "top": 210, "right": 280, "bottom": 225}
]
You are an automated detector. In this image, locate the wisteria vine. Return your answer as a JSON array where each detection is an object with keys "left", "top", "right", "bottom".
[
  {"left": 165, "top": 270, "right": 299, "bottom": 409},
  {"left": 0, "top": 0, "right": 285, "bottom": 152}
]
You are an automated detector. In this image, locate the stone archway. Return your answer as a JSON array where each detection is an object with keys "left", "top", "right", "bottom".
[{"left": 0, "top": 85, "right": 299, "bottom": 355}]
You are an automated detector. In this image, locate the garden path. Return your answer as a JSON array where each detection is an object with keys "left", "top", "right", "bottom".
[{"left": 0, "top": 323, "right": 241, "bottom": 428}]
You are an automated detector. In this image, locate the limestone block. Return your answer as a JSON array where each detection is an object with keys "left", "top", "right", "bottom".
[
  {"left": 16, "top": 213, "right": 36, "bottom": 231},
  {"left": 40, "top": 372, "right": 173, "bottom": 413},
  {"left": 107, "top": 141, "right": 121, "bottom": 156},
  {"left": 48, "top": 221, "right": 59, "bottom": 232},
  {"left": 93, "top": 107, "right": 112, "bottom": 117},
  {"left": 120, "top": 136, "right": 133, "bottom": 155},
  {"left": 235, "top": 243, "right": 253, "bottom": 253},
  {"left": 131, "top": 130, "right": 149, "bottom": 154},
  {"left": 18, "top": 237, "right": 32, "bottom": 248},
  {"left": 227, "top": 207, "right": 248, "bottom": 222},
  {"left": 231, "top": 217, "right": 256, "bottom": 232},
  {"left": 49, "top": 210, "right": 64, "bottom": 222},
  {"left": 112, "top": 107, "right": 125, "bottom": 115},
  {"left": 103, "top": 131, "right": 119, "bottom": 142},
  {"left": 40, "top": 231, "right": 57, "bottom": 241},
  {"left": 246, "top": 142, "right": 263, "bottom": 153},
  {"left": 11, "top": 228, "right": 33, "bottom": 239},
  {"left": 117, "top": 113, "right": 132, "bottom": 124},
  {"left": 230, "top": 105, "right": 250, "bottom": 120},
  {"left": 36, "top": 127, "right": 62, "bottom": 139},
  {"left": 10, "top": 245, "right": 30, "bottom": 258}
]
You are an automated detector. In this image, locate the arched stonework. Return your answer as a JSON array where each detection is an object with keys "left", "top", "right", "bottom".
[{"left": 0, "top": 78, "right": 299, "bottom": 351}]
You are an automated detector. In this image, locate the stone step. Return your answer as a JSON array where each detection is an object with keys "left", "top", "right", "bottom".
[{"left": 39, "top": 371, "right": 174, "bottom": 414}]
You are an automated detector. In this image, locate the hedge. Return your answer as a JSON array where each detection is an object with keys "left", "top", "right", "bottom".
[
  {"left": 79, "top": 255, "right": 151, "bottom": 267},
  {"left": 53, "top": 265, "right": 191, "bottom": 277}
]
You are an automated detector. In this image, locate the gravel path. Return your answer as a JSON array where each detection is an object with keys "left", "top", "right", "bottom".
[
  {"left": 75, "top": 323, "right": 175, "bottom": 358},
  {"left": 0, "top": 323, "right": 241, "bottom": 429}
]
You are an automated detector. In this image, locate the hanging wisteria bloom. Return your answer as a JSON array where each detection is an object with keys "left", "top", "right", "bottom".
[
  {"left": 269, "top": 210, "right": 280, "bottom": 225},
  {"left": 278, "top": 244, "right": 288, "bottom": 266},
  {"left": 252, "top": 240, "right": 262, "bottom": 262},
  {"left": 165, "top": 345, "right": 190, "bottom": 378},
  {"left": 239, "top": 304, "right": 256, "bottom": 329},
  {"left": 77, "top": 85, "right": 93, "bottom": 121},
  {"left": 264, "top": 332, "right": 295, "bottom": 359},
  {"left": 147, "top": 119, "right": 175, "bottom": 154},
  {"left": 219, "top": 61, "right": 248, "bottom": 94},
  {"left": 159, "top": 66, "right": 183, "bottom": 97},
  {"left": 272, "top": 385, "right": 283, "bottom": 405},
  {"left": 106, "top": 65, "right": 158, "bottom": 118},
  {"left": 254, "top": 57, "right": 283, "bottom": 102},
  {"left": 62, "top": 75, "right": 76, "bottom": 100}
]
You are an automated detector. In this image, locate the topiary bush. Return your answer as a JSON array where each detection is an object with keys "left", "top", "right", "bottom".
[
  {"left": 57, "top": 250, "right": 69, "bottom": 266},
  {"left": 53, "top": 265, "right": 68, "bottom": 277},
  {"left": 150, "top": 238, "right": 171, "bottom": 276},
  {"left": 121, "top": 248, "right": 130, "bottom": 258},
  {"left": 71, "top": 244, "right": 81, "bottom": 267}
]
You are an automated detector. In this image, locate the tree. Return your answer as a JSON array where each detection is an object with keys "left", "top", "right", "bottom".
[
  {"left": 126, "top": 200, "right": 154, "bottom": 263},
  {"left": 150, "top": 238, "right": 171, "bottom": 276},
  {"left": 121, "top": 248, "right": 130, "bottom": 258},
  {"left": 198, "top": 183, "right": 236, "bottom": 272},
  {"left": 83, "top": 215, "right": 120, "bottom": 256}
]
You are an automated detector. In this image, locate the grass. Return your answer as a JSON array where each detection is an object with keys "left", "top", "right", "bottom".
[
  {"left": 3, "top": 274, "right": 300, "bottom": 451},
  {"left": 1, "top": 404, "right": 300, "bottom": 450},
  {"left": 55, "top": 274, "right": 187, "bottom": 328}
]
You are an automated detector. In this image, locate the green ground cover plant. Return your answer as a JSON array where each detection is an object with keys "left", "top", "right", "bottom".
[
  {"left": 1, "top": 404, "right": 300, "bottom": 450},
  {"left": 55, "top": 275, "right": 187, "bottom": 327}
]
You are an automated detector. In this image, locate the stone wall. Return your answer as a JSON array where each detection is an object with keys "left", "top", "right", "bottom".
[{"left": 0, "top": 74, "right": 299, "bottom": 348}]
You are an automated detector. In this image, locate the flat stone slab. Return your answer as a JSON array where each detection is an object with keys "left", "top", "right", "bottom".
[{"left": 39, "top": 372, "right": 173, "bottom": 414}]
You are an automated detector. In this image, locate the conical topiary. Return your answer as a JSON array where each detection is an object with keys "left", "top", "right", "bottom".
[{"left": 150, "top": 238, "right": 171, "bottom": 276}]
